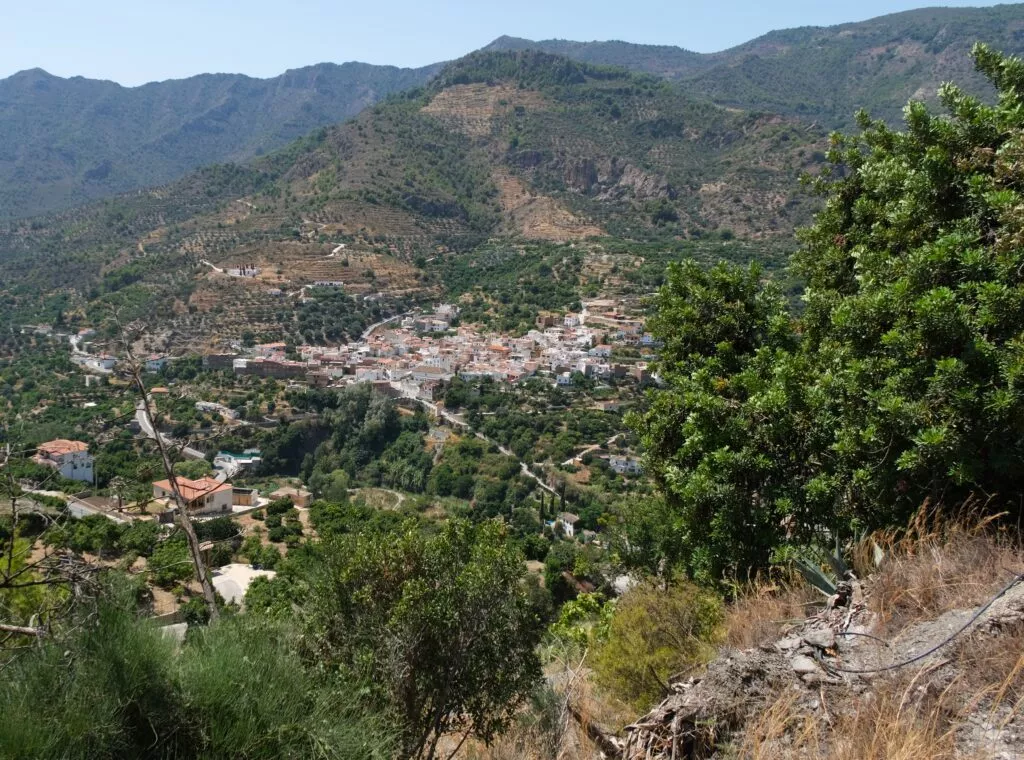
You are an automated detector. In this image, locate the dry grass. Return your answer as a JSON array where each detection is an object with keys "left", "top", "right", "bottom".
[
  {"left": 737, "top": 678, "right": 965, "bottom": 759},
  {"left": 736, "top": 504, "right": 1024, "bottom": 760},
  {"left": 463, "top": 505, "right": 1024, "bottom": 759},
  {"left": 737, "top": 627, "right": 1024, "bottom": 760},
  {"left": 723, "top": 575, "right": 821, "bottom": 650},
  {"left": 460, "top": 655, "right": 637, "bottom": 760},
  {"left": 854, "top": 501, "right": 1024, "bottom": 634}
]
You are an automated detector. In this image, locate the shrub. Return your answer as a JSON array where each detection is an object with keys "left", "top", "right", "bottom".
[
  {"left": 0, "top": 580, "right": 396, "bottom": 758},
  {"left": 265, "top": 498, "right": 294, "bottom": 516},
  {"left": 148, "top": 536, "right": 193, "bottom": 588},
  {"left": 118, "top": 521, "right": 162, "bottom": 557},
  {"left": 593, "top": 579, "right": 723, "bottom": 710}
]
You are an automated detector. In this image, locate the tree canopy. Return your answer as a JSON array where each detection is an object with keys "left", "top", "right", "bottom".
[
  {"left": 303, "top": 519, "right": 544, "bottom": 759},
  {"left": 632, "top": 44, "right": 1024, "bottom": 582}
]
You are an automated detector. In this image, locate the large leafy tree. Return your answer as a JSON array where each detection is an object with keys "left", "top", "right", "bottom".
[
  {"left": 795, "top": 43, "right": 1024, "bottom": 528},
  {"left": 632, "top": 45, "right": 1024, "bottom": 581},
  {"left": 629, "top": 261, "right": 817, "bottom": 582},
  {"left": 304, "top": 519, "right": 544, "bottom": 760}
]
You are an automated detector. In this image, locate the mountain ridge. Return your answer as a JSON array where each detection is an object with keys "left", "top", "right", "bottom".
[
  {"left": 482, "top": 4, "right": 1024, "bottom": 125},
  {"left": 0, "top": 49, "right": 822, "bottom": 342},
  {"left": 0, "top": 60, "right": 443, "bottom": 220},
  {"left": 4, "top": 4, "right": 1024, "bottom": 221}
]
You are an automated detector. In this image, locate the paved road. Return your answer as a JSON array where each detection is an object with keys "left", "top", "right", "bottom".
[
  {"left": 562, "top": 433, "right": 622, "bottom": 467},
  {"left": 397, "top": 389, "right": 559, "bottom": 497},
  {"left": 361, "top": 312, "right": 412, "bottom": 342},
  {"left": 135, "top": 400, "right": 206, "bottom": 461}
]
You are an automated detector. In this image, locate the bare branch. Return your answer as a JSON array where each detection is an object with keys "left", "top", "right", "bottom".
[
  {"left": 0, "top": 623, "right": 46, "bottom": 637},
  {"left": 114, "top": 313, "right": 220, "bottom": 623}
]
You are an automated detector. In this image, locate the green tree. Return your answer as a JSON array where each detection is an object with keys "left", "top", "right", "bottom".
[
  {"left": 305, "top": 519, "right": 544, "bottom": 759},
  {"left": 631, "top": 46, "right": 1024, "bottom": 581},
  {"left": 0, "top": 578, "right": 395, "bottom": 759},
  {"left": 629, "top": 260, "right": 813, "bottom": 582},
  {"left": 148, "top": 536, "right": 193, "bottom": 588},
  {"left": 792, "top": 43, "right": 1024, "bottom": 531}
]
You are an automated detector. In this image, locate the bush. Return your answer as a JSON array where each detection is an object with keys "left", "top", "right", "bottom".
[
  {"left": 593, "top": 579, "right": 723, "bottom": 710},
  {"left": 148, "top": 536, "right": 193, "bottom": 588},
  {"left": 265, "top": 498, "right": 293, "bottom": 516},
  {"left": 118, "top": 521, "right": 162, "bottom": 557},
  {"left": 305, "top": 519, "right": 544, "bottom": 757},
  {"left": 0, "top": 579, "right": 396, "bottom": 758}
]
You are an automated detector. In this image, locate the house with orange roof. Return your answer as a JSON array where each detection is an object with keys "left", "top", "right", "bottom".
[
  {"left": 152, "top": 476, "right": 233, "bottom": 515},
  {"left": 33, "top": 439, "right": 93, "bottom": 483}
]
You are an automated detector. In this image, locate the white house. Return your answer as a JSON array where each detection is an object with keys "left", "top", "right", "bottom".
[
  {"left": 564, "top": 313, "right": 581, "bottom": 328},
  {"left": 152, "top": 477, "right": 233, "bottom": 515},
  {"left": 196, "top": 401, "right": 239, "bottom": 420},
  {"left": 556, "top": 371, "right": 574, "bottom": 386},
  {"left": 556, "top": 512, "right": 581, "bottom": 538},
  {"left": 411, "top": 365, "right": 451, "bottom": 382},
  {"left": 85, "top": 355, "right": 116, "bottom": 373},
  {"left": 609, "top": 455, "right": 644, "bottom": 476},
  {"left": 355, "top": 367, "right": 385, "bottom": 382},
  {"left": 33, "top": 440, "right": 94, "bottom": 483},
  {"left": 424, "top": 353, "right": 455, "bottom": 372}
]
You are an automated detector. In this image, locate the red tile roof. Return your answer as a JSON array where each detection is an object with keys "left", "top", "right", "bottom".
[
  {"left": 37, "top": 439, "right": 88, "bottom": 455},
  {"left": 153, "top": 476, "right": 231, "bottom": 503}
]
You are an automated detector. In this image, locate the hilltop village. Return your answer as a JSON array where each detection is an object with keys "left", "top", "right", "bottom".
[{"left": 12, "top": 293, "right": 655, "bottom": 611}]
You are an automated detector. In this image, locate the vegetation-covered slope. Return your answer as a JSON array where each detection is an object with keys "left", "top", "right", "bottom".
[
  {"left": 7, "top": 4, "right": 1023, "bottom": 221},
  {"left": 0, "top": 61, "right": 440, "bottom": 219},
  {"left": 485, "top": 4, "right": 1024, "bottom": 127},
  {"left": 249, "top": 50, "right": 824, "bottom": 246},
  {"left": 0, "top": 51, "right": 823, "bottom": 335}
]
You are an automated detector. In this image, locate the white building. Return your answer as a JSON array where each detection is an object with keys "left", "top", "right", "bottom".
[
  {"left": 152, "top": 477, "right": 233, "bottom": 515},
  {"left": 355, "top": 367, "right": 385, "bottom": 382},
  {"left": 84, "top": 355, "right": 116, "bottom": 373},
  {"left": 196, "top": 401, "right": 239, "bottom": 420},
  {"left": 556, "top": 512, "right": 581, "bottom": 538},
  {"left": 424, "top": 353, "right": 455, "bottom": 372},
  {"left": 556, "top": 371, "right": 574, "bottom": 386},
  {"left": 609, "top": 455, "right": 644, "bottom": 476},
  {"left": 411, "top": 365, "right": 451, "bottom": 382},
  {"left": 33, "top": 440, "right": 94, "bottom": 483},
  {"left": 144, "top": 355, "right": 169, "bottom": 372}
]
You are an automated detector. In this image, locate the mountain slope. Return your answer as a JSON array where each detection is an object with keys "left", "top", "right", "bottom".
[
  {"left": 0, "top": 52, "right": 822, "bottom": 342},
  {"left": 0, "top": 61, "right": 441, "bottom": 220},
  {"left": 484, "top": 4, "right": 1024, "bottom": 127},
  {"left": 277, "top": 51, "right": 823, "bottom": 244}
]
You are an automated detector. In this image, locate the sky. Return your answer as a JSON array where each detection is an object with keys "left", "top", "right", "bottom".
[{"left": 0, "top": 0, "right": 1009, "bottom": 86}]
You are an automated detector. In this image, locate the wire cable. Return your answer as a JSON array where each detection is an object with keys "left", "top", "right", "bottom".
[{"left": 822, "top": 572, "right": 1024, "bottom": 675}]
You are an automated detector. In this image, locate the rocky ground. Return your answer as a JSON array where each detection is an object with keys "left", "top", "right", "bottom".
[{"left": 614, "top": 575, "right": 1024, "bottom": 759}]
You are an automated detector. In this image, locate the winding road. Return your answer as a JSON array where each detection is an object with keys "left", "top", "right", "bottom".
[
  {"left": 397, "top": 389, "right": 559, "bottom": 497},
  {"left": 135, "top": 400, "right": 207, "bottom": 461}
]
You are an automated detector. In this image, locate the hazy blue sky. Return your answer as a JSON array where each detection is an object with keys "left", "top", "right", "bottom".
[{"left": 0, "top": 0, "right": 1007, "bottom": 86}]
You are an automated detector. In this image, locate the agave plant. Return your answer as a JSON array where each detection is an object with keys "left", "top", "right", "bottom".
[{"left": 794, "top": 538, "right": 851, "bottom": 597}]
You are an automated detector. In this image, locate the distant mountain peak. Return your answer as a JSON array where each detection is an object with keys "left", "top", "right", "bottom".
[{"left": 483, "top": 35, "right": 538, "bottom": 50}]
